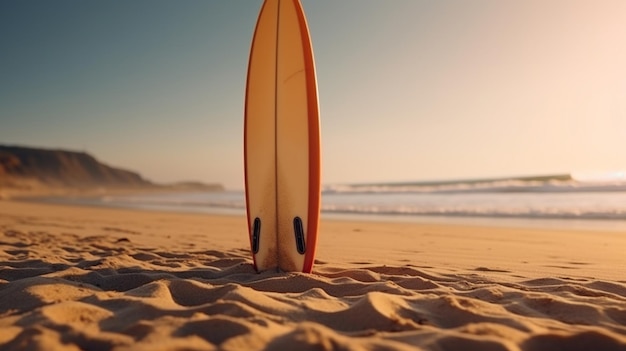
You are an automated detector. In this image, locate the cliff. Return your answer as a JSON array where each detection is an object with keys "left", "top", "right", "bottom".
[{"left": 0, "top": 145, "right": 151, "bottom": 188}]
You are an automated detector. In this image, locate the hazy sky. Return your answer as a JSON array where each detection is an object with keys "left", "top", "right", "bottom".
[{"left": 1, "top": 0, "right": 625, "bottom": 189}]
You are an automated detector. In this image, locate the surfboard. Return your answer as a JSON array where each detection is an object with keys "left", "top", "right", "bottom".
[{"left": 244, "top": 0, "right": 321, "bottom": 273}]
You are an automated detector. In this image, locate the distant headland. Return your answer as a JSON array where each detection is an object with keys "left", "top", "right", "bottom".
[{"left": 0, "top": 144, "right": 223, "bottom": 198}]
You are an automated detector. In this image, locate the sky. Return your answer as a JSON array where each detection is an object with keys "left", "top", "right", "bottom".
[{"left": 1, "top": 0, "right": 626, "bottom": 189}]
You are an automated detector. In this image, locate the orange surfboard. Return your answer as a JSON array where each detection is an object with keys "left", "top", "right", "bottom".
[{"left": 244, "top": 0, "right": 321, "bottom": 272}]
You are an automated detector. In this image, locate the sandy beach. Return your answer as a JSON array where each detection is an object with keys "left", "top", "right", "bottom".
[{"left": 1, "top": 200, "right": 625, "bottom": 350}]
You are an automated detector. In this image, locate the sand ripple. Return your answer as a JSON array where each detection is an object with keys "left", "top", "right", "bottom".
[{"left": 1, "top": 226, "right": 626, "bottom": 351}]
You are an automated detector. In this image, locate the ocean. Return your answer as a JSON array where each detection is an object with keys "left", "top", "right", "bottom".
[{"left": 40, "top": 175, "right": 626, "bottom": 232}]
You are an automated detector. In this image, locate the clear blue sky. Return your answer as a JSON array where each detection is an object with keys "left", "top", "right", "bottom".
[{"left": 2, "top": 0, "right": 625, "bottom": 189}]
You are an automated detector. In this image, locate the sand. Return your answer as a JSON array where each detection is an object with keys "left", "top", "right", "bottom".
[{"left": 0, "top": 200, "right": 625, "bottom": 350}]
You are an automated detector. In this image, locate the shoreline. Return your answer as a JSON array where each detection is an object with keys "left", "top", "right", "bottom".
[
  {"left": 0, "top": 183, "right": 224, "bottom": 202},
  {"left": 1, "top": 200, "right": 625, "bottom": 350},
  {"left": 14, "top": 189, "right": 626, "bottom": 234}
]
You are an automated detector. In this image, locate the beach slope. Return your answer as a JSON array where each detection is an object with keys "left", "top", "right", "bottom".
[{"left": 1, "top": 201, "right": 625, "bottom": 350}]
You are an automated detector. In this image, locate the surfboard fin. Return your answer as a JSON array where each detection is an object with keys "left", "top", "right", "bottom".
[
  {"left": 252, "top": 217, "right": 261, "bottom": 254},
  {"left": 293, "top": 216, "right": 306, "bottom": 254}
]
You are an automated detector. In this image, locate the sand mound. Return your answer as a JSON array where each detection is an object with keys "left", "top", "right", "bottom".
[{"left": 1, "top": 201, "right": 625, "bottom": 350}]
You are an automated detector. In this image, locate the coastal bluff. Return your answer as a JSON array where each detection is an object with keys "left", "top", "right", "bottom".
[{"left": 0, "top": 145, "right": 222, "bottom": 194}]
